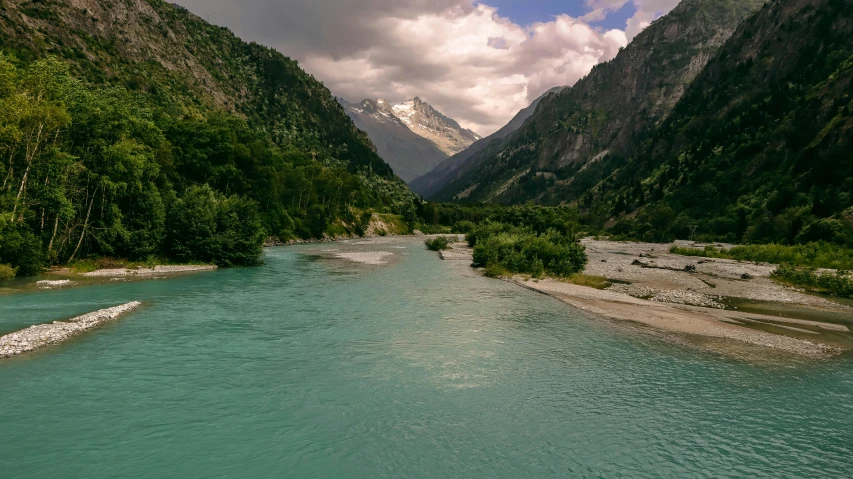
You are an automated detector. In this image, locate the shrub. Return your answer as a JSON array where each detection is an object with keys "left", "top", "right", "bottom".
[
  {"left": 0, "top": 264, "right": 15, "bottom": 281},
  {"left": 772, "top": 264, "right": 853, "bottom": 298},
  {"left": 471, "top": 224, "right": 587, "bottom": 278},
  {"left": 425, "top": 236, "right": 451, "bottom": 251},
  {"left": 484, "top": 262, "right": 506, "bottom": 278},
  {"left": 165, "top": 185, "right": 264, "bottom": 266},
  {"left": 0, "top": 225, "right": 45, "bottom": 276},
  {"left": 453, "top": 220, "right": 476, "bottom": 234}
]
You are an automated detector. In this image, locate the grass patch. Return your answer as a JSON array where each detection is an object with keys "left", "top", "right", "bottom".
[
  {"left": 671, "top": 242, "right": 853, "bottom": 270},
  {"left": 772, "top": 265, "right": 853, "bottom": 299},
  {"left": 562, "top": 274, "right": 611, "bottom": 289},
  {"left": 68, "top": 256, "right": 203, "bottom": 273},
  {"left": 484, "top": 262, "right": 507, "bottom": 278}
]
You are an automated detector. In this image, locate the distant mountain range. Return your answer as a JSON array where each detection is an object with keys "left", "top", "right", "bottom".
[
  {"left": 409, "top": 86, "right": 565, "bottom": 198},
  {"left": 341, "top": 97, "right": 480, "bottom": 183},
  {"left": 413, "top": 0, "right": 853, "bottom": 246}
]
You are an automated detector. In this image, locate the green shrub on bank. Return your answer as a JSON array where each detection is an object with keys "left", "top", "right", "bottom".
[
  {"left": 671, "top": 242, "right": 853, "bottom": 270},
  {"left": 453, "top": 221, "right": 476, "bottom": 234},
  {"left": 165, "top": 185, "right": 265, "bottom": 267},
  {"left": 0, "top": 224, "right": 46, "bottom": 276},
  {"left": 425, "top": 236, "right": 451, "bottom": 251},
  {"left": 0, "top": 264, "right": 15, "bottom": 281},
  {"left": 772, "top": 265, "right": 853, "bottom": 299},
  {"left": 471, "top": 223, "right": 587, "bottom": 278}
]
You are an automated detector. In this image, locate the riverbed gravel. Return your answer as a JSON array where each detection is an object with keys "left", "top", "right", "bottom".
[{"left": 0, "top": 302, "right": 142, "bottom": 358}]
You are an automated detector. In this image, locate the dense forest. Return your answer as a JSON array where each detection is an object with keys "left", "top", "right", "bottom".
[{"left": 0, "top": 0, "right": 416, "bottom": 277}]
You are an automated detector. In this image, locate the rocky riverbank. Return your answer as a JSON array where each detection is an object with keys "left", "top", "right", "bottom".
[
  {"left": 81, "top": 265, "right": 216, "bottom": 277},
  {"left": 0, "top": 302, "right": 142, "bottom": 359}
]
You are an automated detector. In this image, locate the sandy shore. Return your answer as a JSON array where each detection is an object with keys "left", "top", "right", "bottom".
[
  {"left": 0, "top": 302, "right": 142, "bottom": 359},
  {"left": 81, "top": 265, "right": 216, "bottom": 277},
  {"left": 439, "top": 238, "right": 850, "bottom": 358},
  {"left": 513, "top": 278, "right": 840, "bottom": 358}
]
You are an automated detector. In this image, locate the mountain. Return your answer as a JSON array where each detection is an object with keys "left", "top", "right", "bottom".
[
  {"left": 429, "top": 0, "right": 765, "bottom": 203},
  {"left": 0, "top": 0, "right": 399, "bottom": 179},
  {"left": 410, "top": 86, "right": 565, "bottom": 198},
  {"left": 0, "top": 0, "right": 415, "bottom": 274},
  {"left": 340, "top": 98, "right": 448, "bottom": 183},
  {"left": 390, "top": 97, "right": 481, "bottom": 156},
  {"left": 584, "top": 0, "right": 853, "bottom": 245}
]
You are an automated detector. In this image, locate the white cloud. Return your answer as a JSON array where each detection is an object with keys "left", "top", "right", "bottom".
[
  {"left": 586, "top": 0, "right": 682, "bottom": 39},
  {"left": 176, "top": 0, "right": 681, "bottom": 135}
]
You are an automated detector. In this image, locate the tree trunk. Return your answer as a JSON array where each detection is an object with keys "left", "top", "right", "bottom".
[
  {"left": 48, "top": 215, "right": 60, "bottom": 256},
  {"left": 69, "top": 189, "right": 95, "bottom": 263},
  {"left": 11, "top": 162, "right": 31, "bottom": 217},
  {"left": 2, "top": 147, "right": 15, "bottom": 191},
  {"left": 11, "top": 122, "right": 45, "bottom": 216}
]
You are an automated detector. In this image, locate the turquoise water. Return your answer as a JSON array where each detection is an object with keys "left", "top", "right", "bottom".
[{"left": 1, "top": 240, "right": 852, "bottom": 478}]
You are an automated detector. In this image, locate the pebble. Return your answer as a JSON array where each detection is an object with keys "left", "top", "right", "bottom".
[
  {"left": 0, "top": 302, "right": 142, "bottom": 358},
  {"left": 36, "top": 280, "right": 75, "bottom": 289}
]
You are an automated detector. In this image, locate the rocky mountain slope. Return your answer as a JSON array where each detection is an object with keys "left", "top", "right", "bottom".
[
  {"left": 390, "top": 97, "right": 481, "bottom": 156},
  {"left": 428, "top": 0, "right": 765, "bottom": 203},
  {"left": 410, "top": 86, "right": 565, "bottom": 198},
  {"left": 0, "top": 0, "right": 398, "bottom": 180},
  {"left": 340, "top": 98, "right": 448, "bottom": 183},
  {"left": 585, "top": 0, "right": 853, "bottom": 245}
]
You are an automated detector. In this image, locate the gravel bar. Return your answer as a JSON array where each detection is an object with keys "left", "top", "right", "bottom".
[{"left": 0, "top": 302, "right": 142, "bottom": 359}]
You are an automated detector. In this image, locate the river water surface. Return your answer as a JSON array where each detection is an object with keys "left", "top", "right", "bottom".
[{"left": 1, "top": 240, "right": 852, "bottom": 478}]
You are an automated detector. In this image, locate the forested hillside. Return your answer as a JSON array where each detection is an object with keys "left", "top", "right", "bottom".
[
  {"left": 587, "top": 0, "right": 853, "bottom": 246},
  {"left": 429, "top": 0, "right": 764, "bottom": 203},
  {"left": 0, "top": 0, "right": 414, "bottom": 276}
]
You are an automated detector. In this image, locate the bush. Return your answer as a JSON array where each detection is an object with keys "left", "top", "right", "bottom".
[
  {"left": 425, "top": 236, "right": 451, "bottom": 251},
  {"left": 0, "top": 264, "right": 15, "bottom": 281},
  {"left": 772, "top": 264, "right": 853, "bottom": 299},
  {"left": 471, "top": 223, "right": 587, "bottom": 278},
  {"left": 453, "top": 220, "right": 476, "bottom": 234},
  {"left": 484, "top": 262, "right": 506, "bottom": 278},
  {"left": 796, "top": 219, "right": 850, "bottom": 245},
  {"left": 0, "top": 225, "right": 46, "bottom": 276},
  {"left": 165, "top": 185, "right": 265, "bottom": 266}
]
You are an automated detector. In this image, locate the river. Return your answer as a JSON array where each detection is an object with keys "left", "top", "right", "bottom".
[{"left": 1, "top": 239, "right": 851, "bottom": 477}]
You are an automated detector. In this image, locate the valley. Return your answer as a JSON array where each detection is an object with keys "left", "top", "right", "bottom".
[{"left": 1, "top": 0, "right": 852, "bottom": 476}]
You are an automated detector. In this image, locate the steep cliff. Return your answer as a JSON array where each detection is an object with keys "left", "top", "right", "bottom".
[{"left": 429, "top": 0, "right": 765, "bottom": 203}]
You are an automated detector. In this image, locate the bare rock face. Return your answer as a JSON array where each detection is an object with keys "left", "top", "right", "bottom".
[
  {"left": 390, "top": 98, "right": 481, "bottom": 156},
  {"left": 410, "top": 86, "right": 565, "bottom": 198},
  {"left": 340, "top": 98, "right": 449, "bottom": 183},
  {"left": 0, "top": 302, "right": 142, "bottom": 358}
]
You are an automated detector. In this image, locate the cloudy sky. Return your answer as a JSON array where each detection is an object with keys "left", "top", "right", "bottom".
[{"left": 176, "top": 0, "right": 681, "bottom": 135}]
